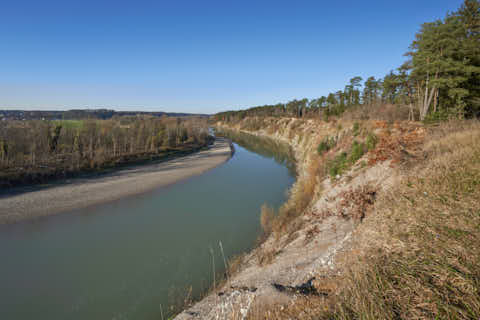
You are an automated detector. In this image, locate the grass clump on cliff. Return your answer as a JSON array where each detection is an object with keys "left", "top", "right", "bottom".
[
  {"left": 352, "top": 122, "right": 360, "bottom": 136},
  {"left": 260, "top": 204, "right": 275, "bottom": 236},
  {"left": 317, "top": 136, "right": 337, "bottom": 155},
  {"left": 259, "top": 166, "right": 319, "bottom": 242},
  {"left": 328, "top": 152, "right": 348, "bottom": 177},
  {"left": 365, "top": 132, "right": 378, "bottom": 151},
  {"left": 349, "top": 140, "right": 366, "bottom": 163},
  {"left": 327, "top": 140, "right": 367, "bottom": 178}
]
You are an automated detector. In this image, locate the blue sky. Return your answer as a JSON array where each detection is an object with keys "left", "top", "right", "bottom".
[{"left": 0, "top": 0, "right": 463, "bottom": 114}]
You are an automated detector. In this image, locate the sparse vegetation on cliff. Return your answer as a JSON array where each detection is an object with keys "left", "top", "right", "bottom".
[
  {"left": 235, "top": 120, "right": 480, "bottom": 320},
  {"left": 175, "top": 117, "right": 479, "bottom": 319},
  {"left": 173, "top": 2, "right": 480, "bottom": 318}
]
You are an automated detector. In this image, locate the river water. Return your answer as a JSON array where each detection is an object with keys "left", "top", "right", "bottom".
[{"left": 0, "top": 133, "right": 295, "bottom": 320}]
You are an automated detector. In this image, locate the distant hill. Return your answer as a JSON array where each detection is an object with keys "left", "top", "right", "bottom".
[{"left": 0, "top": 109, "right": 209, "bottom": 121}]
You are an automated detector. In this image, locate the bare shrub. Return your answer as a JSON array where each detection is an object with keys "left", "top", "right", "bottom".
[
  {"left": 336, "top": 185, "right": 377, "bottom": 221},
  {"left": 342, "top": 103, "right": 414, "bottom": 122},
  {"left": 228, "top": 254, "right": 246, "bottom": 276},
  {"left": 368, "top": 124, "right": 425, "bottom": 166}
]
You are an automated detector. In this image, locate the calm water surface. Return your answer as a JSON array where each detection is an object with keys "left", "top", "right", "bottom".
[{"left": 0, "top": 136, "right": 295, "bottom": 320}]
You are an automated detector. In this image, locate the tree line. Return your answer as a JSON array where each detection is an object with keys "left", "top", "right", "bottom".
[
  {"left": 0, "top": 116, "right": 211, "bottom": 188},
  {"left": 214, "top": 0, "right": 479, "bottom": 123},
  {"left": 0, "top": 109, "right": 207, "bottom": 121}
]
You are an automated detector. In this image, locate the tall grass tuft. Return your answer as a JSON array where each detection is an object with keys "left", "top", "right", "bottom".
[
  {"left": 260, "top": 204, "right": 275, "bottom": 235},
  {"left": 317, "top": 136, "right": 337, "bottom": 155}
]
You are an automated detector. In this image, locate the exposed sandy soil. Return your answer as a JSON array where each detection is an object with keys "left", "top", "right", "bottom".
[
  {"left": 174, "top": 121, "right": 401, "bottom": 320},
  {"left": 0, "top": 138, "right": 232, "bottom": 224},
  {"left": 175, "top": 215, "right": 355, "bottom": 320},
  {"left": 174, "top": 160, "right": 396, "bottom": 320}
]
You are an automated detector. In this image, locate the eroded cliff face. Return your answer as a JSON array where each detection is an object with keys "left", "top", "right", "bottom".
[{"left": 175, "top": 117, "right": 425, "bottom": 320}]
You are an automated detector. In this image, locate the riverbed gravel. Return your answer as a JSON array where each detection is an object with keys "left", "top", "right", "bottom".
[{"left": 0, "top": 138, "right": 232, "bottom": 224}]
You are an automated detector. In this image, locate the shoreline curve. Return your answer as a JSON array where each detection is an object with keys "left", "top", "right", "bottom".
[{"left": 0, "top": 138, "right": 233, "bottom": 224}]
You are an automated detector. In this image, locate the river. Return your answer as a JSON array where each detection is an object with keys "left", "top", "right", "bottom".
[{"left": 0, "top": 133, "right": 295, "bottom": 319}]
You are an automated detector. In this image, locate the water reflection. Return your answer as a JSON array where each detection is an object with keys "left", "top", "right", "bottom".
[
  {"left": 215, "top": 128, "right": 296, "bottom": 177},
  {"left": 0, "top": 138, "right": 295, "bottom": 320}
]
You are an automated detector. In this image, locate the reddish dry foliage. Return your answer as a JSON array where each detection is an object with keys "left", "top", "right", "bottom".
[
  {"left": 311, "top": 185, "right": 377, "bottom": 223},
  {"left": 336, "top": 185, "right": 377, "bottom": 221},
  {"left": 368, "top": 126, "right": 425, "bottom": 166},
  {"left": 374, "top": 121, "right": 388, "bottom": 129}
]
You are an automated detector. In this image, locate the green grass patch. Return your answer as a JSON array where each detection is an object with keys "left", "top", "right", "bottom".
[
  {"left": 349, "top": 140, "right": 366, "bottom": 164},
  {"left": 53, "top": 120, "right": 84, "bottom": 129},
  {"left": 327, "top": 140, "right": 367, "bottom": 178},
  {"left": 366, "top": 132, "right": 378, "bottom": 151},
  {"left": 353, "top": 122, "right": 360, "bottom": 136},
  {"left": 317, "top": 136, "right": 337, "bottom": 155},
  {"left": 328, "top": 152, "right": 348, "bottom": 177}
]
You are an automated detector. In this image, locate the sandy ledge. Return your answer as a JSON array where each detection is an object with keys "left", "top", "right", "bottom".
[{"left": 0, "top": 138, "right": 233, "bottom": 224}]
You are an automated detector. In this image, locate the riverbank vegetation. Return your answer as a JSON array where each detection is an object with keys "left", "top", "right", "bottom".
[
  {"left": 214, "top": 0, "right": 479, "bottom": 124},
  {"left": 215, "top": 128, "right": 296, "bottom": 176},
  {"left": 0, "top": 116, "right": 212, "bottom": 189},
  {"left": 235, "top": 120, "right": 480, "bottom": 320},
  {"left": 313, "top": 120, "right": 480, "bottom": 319},
  {"left": 211, "top": 100, "right": 480, "bottom": 319},
  {"left": 200, "top": 3, "right": 480, "bottom": 317}
]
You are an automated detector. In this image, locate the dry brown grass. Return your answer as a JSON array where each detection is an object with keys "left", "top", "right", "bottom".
[
  {"left": 247, "top": 120, "right": 480, "bottom": 319},
  {"left": 269, "top": 179, "right": 313, "bottom": 239},
  {"left": 258, "top": 118, "right": 376, "bottom": 244},
  {"left": 246, "top": 295, "right": 330, "bottom": 320},
  {"left": 307, "top": 154, "right": 325, "bottom": 188},
  {"left": 268, "top": 153, "right": 324, "bottom": 239},
  {"left": 217, "top": 116, "right": 480, "bottom": 319},
  {"left": 368, "top": 123, "right": 425, "bottom": 166},
  {"left": 260, "top": 204, "right": 275, "bottom": 235},
  {"left": 257, "top": 248, "right": 278, "bottom": 266},
  {"left": 318, "top": 120, "right": 480, "bottom": 319},
  {"left": 227, "top": 253, "right": 247, "bottom": 276}
]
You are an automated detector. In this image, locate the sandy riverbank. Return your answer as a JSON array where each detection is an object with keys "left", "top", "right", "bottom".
[{"left": 0, "top": 138, "right": 233, "bottom": 224}]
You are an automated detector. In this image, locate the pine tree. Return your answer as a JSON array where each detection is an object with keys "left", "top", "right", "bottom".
[{"left": 407, "top": 0, "right": 480, "bottom": 119}]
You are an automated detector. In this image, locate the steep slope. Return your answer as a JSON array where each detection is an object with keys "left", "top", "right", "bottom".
[{"left": 175, "top": 118, "right": 480, "bottom": 320}]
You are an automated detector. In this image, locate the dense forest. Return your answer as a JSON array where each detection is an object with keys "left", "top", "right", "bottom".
[
  {"left": 214, "top": 0, "right": 479, "bottom": 123},
  {"left": 0, "top": 116, "right": 212, "bottom": 188}
]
